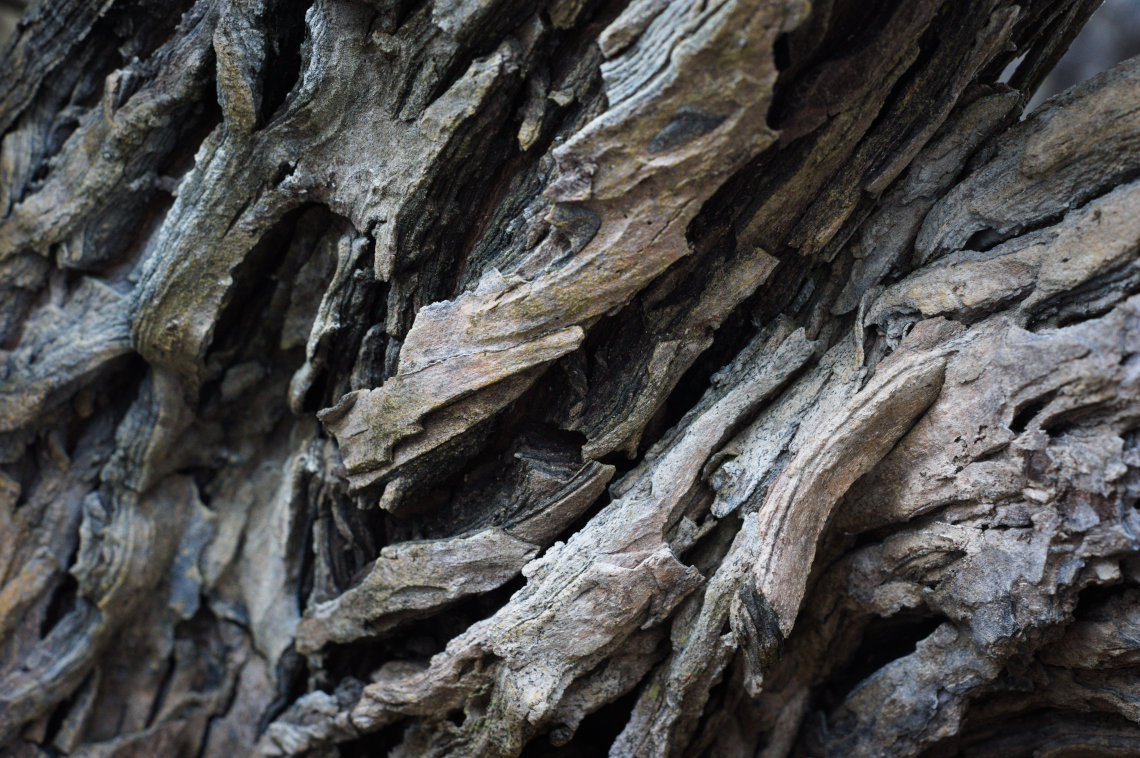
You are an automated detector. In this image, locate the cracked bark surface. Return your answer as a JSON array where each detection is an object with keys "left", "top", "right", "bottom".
[{"left": 2, "top": 0, "right": 1140, "bottom": 756}]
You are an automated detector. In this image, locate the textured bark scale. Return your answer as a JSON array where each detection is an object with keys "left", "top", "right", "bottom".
[{"left": 2, "top": 0, "right": 1140, "bottom": 756}]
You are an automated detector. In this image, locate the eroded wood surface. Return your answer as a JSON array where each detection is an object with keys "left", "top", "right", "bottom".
[{"left": 2, "top": 0, "right": 1140, "bottom": 756}]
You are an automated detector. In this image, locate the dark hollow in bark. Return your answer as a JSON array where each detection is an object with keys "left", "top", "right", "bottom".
[{"left": 3, "top": 0, "right": 1140, "bottom": 756}]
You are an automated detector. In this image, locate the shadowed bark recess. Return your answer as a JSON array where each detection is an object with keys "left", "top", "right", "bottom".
[{"left": 2, "top": 0, "right": 1140, "bottom": 756}]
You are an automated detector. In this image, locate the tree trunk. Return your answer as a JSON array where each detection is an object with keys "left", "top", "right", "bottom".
[{"left": 3, "top": 0, "right": 1140, "bottom": 755}]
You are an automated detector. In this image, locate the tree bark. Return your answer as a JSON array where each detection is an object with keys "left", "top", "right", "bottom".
[{"left": 2, "top": 0, "right": 1140, "bottom": 756}]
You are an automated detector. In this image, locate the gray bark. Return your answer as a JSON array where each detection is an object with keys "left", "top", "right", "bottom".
[{"left": 2, "top": 0, "right": 1140, "bottom": 756}]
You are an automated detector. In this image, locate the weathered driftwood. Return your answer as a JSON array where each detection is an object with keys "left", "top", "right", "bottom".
[{"left": 2, "top": 0, "right": 1140, "bottom": 756}]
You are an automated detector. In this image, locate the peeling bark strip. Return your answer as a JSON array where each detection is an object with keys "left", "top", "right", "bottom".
[
  {"left": 321, "top": 0, "right": 803, "bottom": 499},
  {"left": 2, "top": 0, "right": 1140, "bottom": 756}
]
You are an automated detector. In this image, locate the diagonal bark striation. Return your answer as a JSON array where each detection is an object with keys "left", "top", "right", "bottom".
[{"left": 2, "top": 0, "right": 1140, "bottom": 756}]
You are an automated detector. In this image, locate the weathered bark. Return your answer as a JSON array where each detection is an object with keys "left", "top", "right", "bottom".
[{"left": 2, "top": 0, "right": 1140, "bottom": 756}]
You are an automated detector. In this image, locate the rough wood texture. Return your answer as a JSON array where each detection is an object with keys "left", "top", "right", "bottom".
[{"left": 2, "top": 0, "right": 1139, "bottom": 756}]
